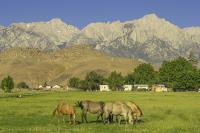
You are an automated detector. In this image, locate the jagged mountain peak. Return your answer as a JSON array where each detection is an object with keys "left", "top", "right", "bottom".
[
  {"left": 131, "top": 13, "right": 179, "bottom": 28},
  {"left": 48, "top": 18, "right": 64, "bottom": 23},
  {"left": 142, "top": 13, "right": 160, "bottom": 19},
  {"left": 11, "top": 18, "right": 79, "bottom": 30},
  {"left": 46, "top": 18, "right": 80, "bottom": 30}
]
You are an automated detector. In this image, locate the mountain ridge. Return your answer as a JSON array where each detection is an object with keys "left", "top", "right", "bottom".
[{"left": 0, "top": 13, "right": 200, "bottom": 63}]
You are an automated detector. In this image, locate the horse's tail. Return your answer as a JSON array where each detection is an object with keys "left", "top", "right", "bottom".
[{"left": 52, "top": 107, "right": 57, "bottom": 116}]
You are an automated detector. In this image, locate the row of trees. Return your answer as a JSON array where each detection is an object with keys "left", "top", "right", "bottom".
[
  {"left": 69, "top": 57, "right": 200, "bottom": 91},
  {"left": 0, "top": 76, "right": 29, "bottom": 92},
  {"left": 69, "top": 71, "right": 124, "bottom": 91}
]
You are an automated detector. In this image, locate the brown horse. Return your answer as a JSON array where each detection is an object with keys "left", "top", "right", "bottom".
[
  {"left": 53, "top": 102, "right": 76, "bottom": 124},
  {"left": 76, "top": 100, "right": 104, "bottom": 123}
]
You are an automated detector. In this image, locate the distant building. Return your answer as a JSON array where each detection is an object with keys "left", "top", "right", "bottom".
[
  {"left": 123, "top": 85, "right": 133, "bottom": 91},
  {"left": 152, "top": 84, "right": 168, "bottom": 92},
  {"left": 52, "top": 85, "right": 61, "bottom": 89},
  {"left": 134, "top": 84, "right": 149, "bottom": 91},
  {"left": 38, "top": 85, "right": 43, "bottom": 89},
  {"left": 198, "top": 88, "right": 200, "bottom": 92},
  {"left": 99, "top": 85, "right": 110, "bottom": 91},
  {"left": 46, "top": 85, "right": 52, "bottom": 89}
]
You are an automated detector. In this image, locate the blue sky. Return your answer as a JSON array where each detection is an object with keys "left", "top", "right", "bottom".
[{"left": 0, "top": 0, "right": 200, "bottom": 28}]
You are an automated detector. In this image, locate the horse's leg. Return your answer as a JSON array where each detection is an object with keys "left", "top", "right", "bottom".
[
  {"left": 115, "top": 115, "right": 118, "bottom": 123},
  {"left": 84, "top": 112, "right": 88, "bottom": 123},
  {"left": 126, "top": 112, "right": 133, "bottom": 125},
  {"left": 97, "top": 111, "right": 103, "bottom": 122},
  {"left": 57, "top": 112, "right": 61, "bottom": 124},
  {"left": 63, "top": 115, "right": 65, "bottom": 123},
  {"left": 108, "top": 113, "right": 113, "bottom": 123},
  {"left": 128, "top": 114, "right": 132, "bottom": 124},
  {"left": 123, "top": 113, "right": 127, "bottom": 125},
  {"left": 81, "top": 111, "right": 84, "bottom": 123},
  {"left": 118, "top": 115, "right": 122, "bottom": 124},
  {"left": 103, "top": 112, "right": 109, "bottom": 124},
  {"left": 103, "top": 112, "right": 106, "bottom": 124},
  {"left": 96, "top": 112, "right": 100, "bottom": 121},
  {"left": 72, "top": 114, "right": 76, "bottom": 124},
  {"left": 132, "top": 113, "right": 136, "bottom": 124},
  {"left": 134, "top": 116, "right": 138, "bottom": 124},
  {"left": 126, "top": 116, "right": 128, "bottom": 125},
  {"left": 100, "top": 112, "right": 104, "bottom": 121},
  {"left": 69, "top": 115, "right": 72, "bottom": 124}
]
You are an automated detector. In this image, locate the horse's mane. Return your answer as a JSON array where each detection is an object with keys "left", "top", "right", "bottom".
[
  {"left": 130, "top": 101, "right": 143, "bottom": 116},
  {"left": 136, "top": 104, "right": 143, "bottom": 116}
]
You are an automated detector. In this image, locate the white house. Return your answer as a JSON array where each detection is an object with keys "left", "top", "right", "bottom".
[
  {"left": 134, "top": 84, "right": 149, "bottom": 91},
  {"left": 99, "top": 85, "right": 110, "bottom": 91},
  {"left": 198, "top": 88, "right": 200, "bottom": 92},
  {"left": 38, "top": 85, "right": 43, "bottom": 89},
  {"left": 52, "top": 85, "right": 61, "bottom": 89},
  {"left": 123, "top": 85, "right": 133, "bottom": 91},
  {"left": 45, "top": 85, "right": 52, "bottom": 89}
]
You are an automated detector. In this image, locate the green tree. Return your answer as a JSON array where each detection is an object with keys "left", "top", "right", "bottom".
[
  {"left": 79, "top": 80, "right": 88, "bottom": 91},
  {"left": 159, "top": 57, "right": 198, "bottom": 90},
  {"left": 68, "top": 77, "right": 80, "bottom": 88},
  {"left": 1, "top": 76, "right": 14, "bottom": 93},
  {"left": 85, "top": 71, "right": 104, "bottom": 91},
  {"left": 124, "top": 73, "right": 134, "bottom": 84},
  {"left": 107, "top": 71, "right": 124, "bottom": 91},
  {"left": 133, "top": 63, "right": 157, "bottom": 85},
  {"left": 17, "top": 82, "right": 29, "bottom": 89},
  {"left": 173, "top": 70, "right": 199, "bottom": 91}
]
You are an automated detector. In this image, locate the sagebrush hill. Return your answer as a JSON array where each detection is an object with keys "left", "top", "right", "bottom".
[{"left": 0, "top": 45, "right": 141, "bottom": 87}]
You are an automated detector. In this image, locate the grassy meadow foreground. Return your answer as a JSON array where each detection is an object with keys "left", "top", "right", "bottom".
[{"left": 0, "top": 91, "right": 200, "bottom": 133}]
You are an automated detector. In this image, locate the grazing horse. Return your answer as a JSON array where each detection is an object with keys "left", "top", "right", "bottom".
[
  {"left": 53, "top": 102, "right": 76, "bottom": 124},
  {"left": 109, "top": 101, "right": 143, "bottom": 124},
  {"left": 125, "top": 101, "right": 143, "bottom": 122},
  {"left": 103, "top": 102, "right": 134, "bottom": 124},
  {"left": 76, "top": 100, "right": 104, "bottom": 123}
]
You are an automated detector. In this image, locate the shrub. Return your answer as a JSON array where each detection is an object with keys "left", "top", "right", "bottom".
[
  {"left": 1, "top": 76, "right": 14, "bottom": 93},
  {"left": 17, "top": 82, "right": 29, "bottom": 89}
]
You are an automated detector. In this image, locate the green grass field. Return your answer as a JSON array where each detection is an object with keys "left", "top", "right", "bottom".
[{"left": 0, "top": 91, "right": 200, "bottom": 133}]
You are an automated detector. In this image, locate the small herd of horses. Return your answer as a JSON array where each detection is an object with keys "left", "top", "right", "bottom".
[{"left": 53, "top": 100, "right": 143, "bottom": 125}]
